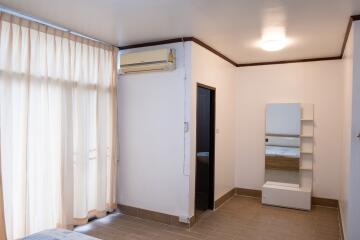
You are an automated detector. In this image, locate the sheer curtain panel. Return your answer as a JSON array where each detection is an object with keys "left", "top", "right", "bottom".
[
  {"left": 0, "top": 142, "right": 6, "bottom": 239},
  {"left": 0, "top": 12, "right": 118, "bottom": 239}
]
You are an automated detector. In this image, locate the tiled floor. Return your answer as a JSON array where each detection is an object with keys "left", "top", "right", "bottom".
[{"left": 76, "top": 196, "right": 340, "bottom": 240}]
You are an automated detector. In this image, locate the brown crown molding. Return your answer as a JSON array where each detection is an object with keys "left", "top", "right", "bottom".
[
  {"left": 119, "top": 37, "right": 237, "bottom": 66},
  {"left": 191, "top": 37, "right": 238, "bottom": 66},
  {"left": 236, "top": 56, "right": 341, "bottom": 67},
  {"left": 340, "top": 15, "right": 360, "bottom": 58},
  {"left": 118, "top": 37, "right": 193, "bottom": 50},
  {"left": 340, "top": 16, "right": 354, "bottom": 58},
  {"left": 118, "top": 14, "right": 360, "bottom": 67}
]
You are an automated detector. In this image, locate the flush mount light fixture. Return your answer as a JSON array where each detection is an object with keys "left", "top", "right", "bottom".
[
  {"left": 260, "top": 38, "right": 287, "bottom": 52},
  {"left": 259, "top": 6, "right": 288, "bottom": 52}
]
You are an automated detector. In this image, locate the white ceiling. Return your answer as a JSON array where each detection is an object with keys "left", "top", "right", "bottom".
[{"left": 1, "top": 0, "right": 360, "bottom": 64}]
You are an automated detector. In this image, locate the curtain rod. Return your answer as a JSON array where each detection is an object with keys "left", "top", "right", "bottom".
[{"left": 0, "top": 4, "right": 118, "bottom": 48}]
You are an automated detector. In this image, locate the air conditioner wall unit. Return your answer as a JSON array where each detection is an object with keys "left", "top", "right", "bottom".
[{"left": 119, "top": 48, "right": 176, "bottom": 75}]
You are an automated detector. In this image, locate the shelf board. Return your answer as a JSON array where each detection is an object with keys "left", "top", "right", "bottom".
[
  {"left": 301, "top": 119, "right": 313, "bottom": 121},
  {"left": 300, "top": 166, "right": 313, "bottom": 171},
  {"left": 301, "top": 135, "right": 313, "bottom": 138},
  {"left": 301, "top": 151, "right": 313, "bottom": 154}
]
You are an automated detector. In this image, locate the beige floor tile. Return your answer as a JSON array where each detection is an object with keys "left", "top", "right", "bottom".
[{"left": 76, "top": 196, "right": 340, "bottom": 240}]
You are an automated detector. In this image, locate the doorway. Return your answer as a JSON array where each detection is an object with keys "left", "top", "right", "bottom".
[{"left": 195, "top": 83, "right": 215, "bottom": 214}]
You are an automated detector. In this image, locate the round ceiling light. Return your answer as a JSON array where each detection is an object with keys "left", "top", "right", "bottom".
[{"left": 260, "top": 39, "right": 287, "bottom": 52}]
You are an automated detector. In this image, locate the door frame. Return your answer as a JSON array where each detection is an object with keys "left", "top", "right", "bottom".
[{"left": 194, "top": 83, "right": 216, "bottom": 213}]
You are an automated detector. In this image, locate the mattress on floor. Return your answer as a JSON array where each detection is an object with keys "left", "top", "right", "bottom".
[{"left": 23, "top": 228, "right": 100, "bottom": 240}]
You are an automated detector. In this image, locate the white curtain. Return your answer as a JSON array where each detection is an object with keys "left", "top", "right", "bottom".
[
  {"left": 0, "top": 139, "right": 6, "bottom": 239},
  {"left": 0, "top": 12, "right": 118, "bottom": 239}
]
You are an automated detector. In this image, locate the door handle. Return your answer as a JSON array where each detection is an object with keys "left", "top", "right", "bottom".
[{"left": 357, "top": 133, "right": 360, "bottom": 139}]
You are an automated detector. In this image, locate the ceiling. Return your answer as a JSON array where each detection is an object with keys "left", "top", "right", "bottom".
[{"left": 1, "top": 0, "right": 360, "bottom": 64}]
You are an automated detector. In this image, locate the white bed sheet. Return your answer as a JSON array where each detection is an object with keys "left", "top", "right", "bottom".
[{"left": 23, "top": 229, "right": 100, "bottom": 240}]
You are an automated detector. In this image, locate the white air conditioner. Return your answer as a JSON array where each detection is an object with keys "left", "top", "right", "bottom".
[{"left": 119, "top": 48, "right": 176, "bottom": 74}]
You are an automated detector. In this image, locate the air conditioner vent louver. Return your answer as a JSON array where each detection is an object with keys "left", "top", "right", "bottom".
[{"left": 119, "top": 48, "right": 176, "bottom": 75}]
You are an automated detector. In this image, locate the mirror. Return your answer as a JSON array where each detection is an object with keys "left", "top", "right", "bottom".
[{"left": 265, "top": 103, "right": 301, "bottom": 186}]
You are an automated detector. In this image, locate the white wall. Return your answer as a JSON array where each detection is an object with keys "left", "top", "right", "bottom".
[
  {"left": 345, "top": 21, "right": 360, "bottom": 240},
  {"left": 117, "top": 42, "right": 192, "bottom": 218},
  {"left": 117, "top": 41, "right": 236, "bottom": 219},
  {"left": 341, "top": 25, "right": 353, "bottom": 240},
  {"left": 189, "top": 42, "right": 236, "bottom": 216},
  {"left": 117, "top": 39, "right": 348, "bottom": 222},
  {"left": 235, "top": 60, "right": 344, "bottom": 199}
]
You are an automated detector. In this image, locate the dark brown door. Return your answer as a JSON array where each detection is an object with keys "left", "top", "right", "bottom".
[{"left": 195, "top": 84, "right": 215, "bottom": 211}]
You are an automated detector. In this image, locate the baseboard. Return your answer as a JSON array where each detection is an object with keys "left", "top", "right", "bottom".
[
  {"left": 235, "top": 187, "right": 262, "bottom": 198},
  {"left": 338, "top": 207, "right": 345, "bottom": 240},
  {"left": 234, "top": 187, "right": 340, "bottom": 208},
  {"left": 118, "top": 189, "right": 342, "bottom": 232},
  {"left": 118, "top": 204, "right": 195, "bottom": 228},
  {"left": 214, "top": 188, "right": 235, "bottom": 209},
  {"left": 311, "top": 197, "right": 339, "bottom": 208},
  {"left": 233, "top": 187, "right": 343, "bottom": 239},
  {"left": 215, "top": 187, "right": 344, "bottom": 239}
]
